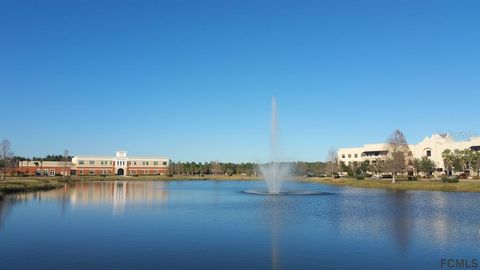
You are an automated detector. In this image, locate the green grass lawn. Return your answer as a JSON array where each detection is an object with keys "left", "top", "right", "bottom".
[
  {"left": 304, "top": 177, "right": 480, "bottom": 192},
  {"left": 0, "top": 178, "right": 65, "bottom": 196}
]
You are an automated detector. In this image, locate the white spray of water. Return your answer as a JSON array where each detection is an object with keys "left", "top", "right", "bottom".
[{"left": 260, "top": 97, "right": 291, "bottom": 194}]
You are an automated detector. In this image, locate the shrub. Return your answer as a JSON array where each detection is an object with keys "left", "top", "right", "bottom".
[
  {"left": 441, "top": 175, "right": 459, "bottom": 183},
  {"left": 356, "top": 175, "right": 364, "bottom": 180},
  {"left": 408, "top": 176, "right": 417, "bottom": 181}
]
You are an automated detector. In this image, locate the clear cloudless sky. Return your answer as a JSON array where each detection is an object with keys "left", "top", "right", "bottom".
[{"left": 1, "top": 0, "right": 479, "bottom": 162}]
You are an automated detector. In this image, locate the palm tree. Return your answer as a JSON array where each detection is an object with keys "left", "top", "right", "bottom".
[
  {"left": 465, "top": 149, "right": 480, "bottom": 178},
  {"left": 442, "top": 149, "right": 454, "bottom": 176},
  {"left": 34, "top": 161, "right": 39, "bottom": 176}
]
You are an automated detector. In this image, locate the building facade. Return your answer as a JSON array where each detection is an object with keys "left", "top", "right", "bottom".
[
  {"left": 71, "top": 151, "right": 170, "bottom": 176},
  {"left": 338, "top": 134, "right": 480, "bottom": 173},
  {"left": 19, "top": 151, "right": 170, "bottom": 176},
  {"left": 18, "top": 161, "right": 72, "bottom": 176}
]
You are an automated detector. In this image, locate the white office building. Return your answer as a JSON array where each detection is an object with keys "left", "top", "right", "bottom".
[{"left": 338, "top": 134, "right": 480, "bottom": 172}]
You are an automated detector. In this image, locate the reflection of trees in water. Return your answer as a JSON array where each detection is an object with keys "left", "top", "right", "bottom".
[
  {"left": 0, "top": 195, "right": 10, "bottom": 229},
  {"left": 0, "top": 193, "right": 33, "bottom": 230},
  {"left": 335, "top": 190, "right": 414, "bottom": 253},
  {"left": 388, "top": 191, "right": 413, "bottom": 253}
]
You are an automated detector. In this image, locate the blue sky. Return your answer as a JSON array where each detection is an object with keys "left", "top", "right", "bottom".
[{"left": 1, "top": 0, "right": 479, "bottom": 162}]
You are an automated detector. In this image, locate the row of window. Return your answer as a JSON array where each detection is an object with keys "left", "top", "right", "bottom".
[
  {"left": 77, "top": 160, "right": 168, "bottom": 166},
  {"left": 78, "top": 170, "right": 113, "bottom": 175},
  {"left": 341, "top": 152, "right": 386, "bottom": 159},
  {"left": 77, "top": 170, "right": 164, "bottom": 175},
  {"left": 342, "top": 150, "right": 432, "bottom": 159},
  {"left": 341, "top": 153, "right": 359, "bottom": 159},
  {"left": 36, "top": 169, "right": 56, "bottom": 176}
]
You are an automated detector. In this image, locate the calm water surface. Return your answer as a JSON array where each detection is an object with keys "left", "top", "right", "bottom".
[{"left": 1, "top": 180, "right": 479, "bottom": 270}]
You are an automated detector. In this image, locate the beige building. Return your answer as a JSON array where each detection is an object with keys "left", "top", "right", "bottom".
[
  {"left": 18, "top": 161, "right": 72, "bottom": 176},
  {"left": 338, "top": 134, "right": 480, "bottom": 173},
  {"left": 71, "top": 151, "right": 170, "bottom": 176}
]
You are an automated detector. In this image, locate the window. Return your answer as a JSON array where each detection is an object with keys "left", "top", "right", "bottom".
[
  {"left": 354, "top": 154, "right": 358, "bottom": 158},
  {"left": 101, "top": 161, "right": 104, "bottom": 165},
  {"left": 146, "top": 161, "right": 149, "bottom": 166},
  {"left": 49, "top": 170, "right": 55, "bottom": 176},
  {"left": 341, "top": 154, "right": 345, "bottom": 159},
  {"left": 163, "top": 161, "right": 167, "bottom": 166},
  {"left": 89, "top": 170, "right": 95, "bottom": 175},
  {"left": 79, "top": 170, "right": 83, "bottom": 175},
  {"left": 348, "top": 154, "right": 351, "bottom": 158},
  {"left": 79, "top": 160, "right": 84, "bottom": 165},
  {"left": 154, "top": 161, "right": 158, "bottom": 165},
  {"left": 89, "top": 160, "right": 95, "bottom": 165},
  {"left": 426, "top": 150, "right": 432, "bottom": 157}
]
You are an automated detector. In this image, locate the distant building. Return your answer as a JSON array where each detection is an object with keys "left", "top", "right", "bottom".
[
  {"left": 338, "top": 134, "right": 480, "bottom": 173},
  {"left": 18, "top": 161, "right": 72, "bottom": 176},
  {"left": 18, "top": 151, "right": 170, "bottom": 176}
]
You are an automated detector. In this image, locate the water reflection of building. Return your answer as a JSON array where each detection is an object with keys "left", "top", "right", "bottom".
[
  {"left": 0, "top": 181, "right": 169, "bottom": 219},
  {"left": 335, "top": 189, "right": 466, "bottom": 251},
  {"left": 61, "top": 182, "right": 168, "bottom": 212}
]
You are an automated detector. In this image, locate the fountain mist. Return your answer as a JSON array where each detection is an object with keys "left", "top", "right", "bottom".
[{"left": 260, "top": 97, "right": 291, "bottom": 194}]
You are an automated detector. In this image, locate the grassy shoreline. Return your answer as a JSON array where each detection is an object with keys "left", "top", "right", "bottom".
[
  {"left": 304, "top": 177, "right": 480, "bottom": 192},
  {"left": 0, "top": 175, "right": 261, "bottom": 196},
  {"left": 2, "top": 175, "right": 480, "bottom": 195},
  {"left": 0, "top": 178, "right": 66, "bottom": 197}
]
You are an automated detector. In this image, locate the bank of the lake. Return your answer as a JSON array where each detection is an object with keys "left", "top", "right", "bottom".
[
  {"left": 3, "top": 175, "right": 480, "bottom": 195},
  {"left": 305, "top": 177, "right": 480, "bottom": 192},
  {"left": 0, "top": 174, "right": 261, "bottom": 196},
  {"left": 0, "top": 178, "right": 65, "bottom": 197}
]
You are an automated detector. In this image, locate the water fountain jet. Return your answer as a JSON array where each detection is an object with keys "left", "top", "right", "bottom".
[{"left": 243, "top": 97, "right": 331, "bottom": 196}]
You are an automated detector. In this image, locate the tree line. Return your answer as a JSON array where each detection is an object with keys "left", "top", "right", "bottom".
[
  {"left": 0, "top": 140, "right": 71, "bottom": 179},
  {"left": 442, "top": 149, "right": 480, "bottom": 177},
  {"left": 168, "top": 161, "right": 332, "bottom": 177},
  {"left": 0, "top": 138, "right": 334, "bottom": 178}
]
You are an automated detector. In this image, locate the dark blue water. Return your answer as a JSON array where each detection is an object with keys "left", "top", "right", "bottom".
[{"left": 1, "top": 180, "right": 479, "bottom": 270}]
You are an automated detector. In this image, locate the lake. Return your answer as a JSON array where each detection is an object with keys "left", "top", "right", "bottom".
[{"left": 1, "top": 180, "right": 479, "bottom": 270}]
